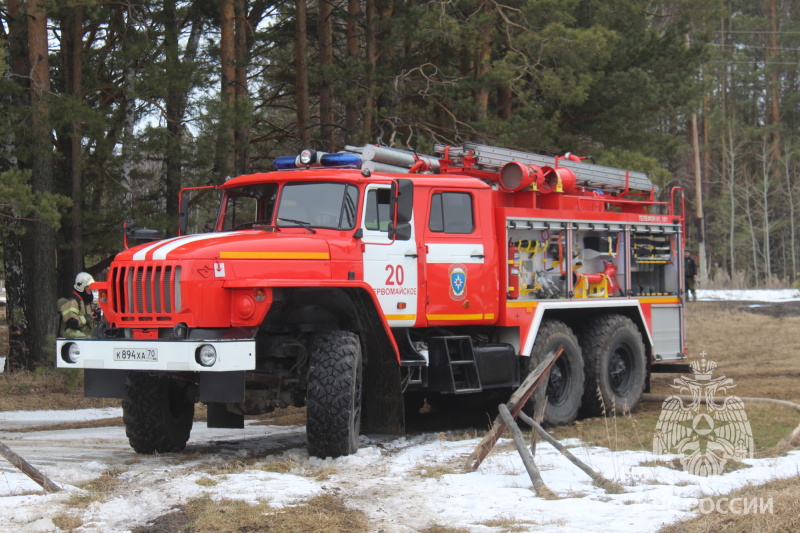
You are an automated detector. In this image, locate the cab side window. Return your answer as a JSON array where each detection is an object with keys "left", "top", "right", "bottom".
[
  {"left": 365, "top": 188, "right": 392, "bottom": 231},
  {"left": 429, "top": 192, "right": 474, "bottom": 234}
]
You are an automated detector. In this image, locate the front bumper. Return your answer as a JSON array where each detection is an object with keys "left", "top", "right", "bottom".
[{"left": 56, "top": 339, "right": 256, "bottom": 372}]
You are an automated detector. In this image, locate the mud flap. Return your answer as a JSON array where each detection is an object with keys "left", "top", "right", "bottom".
[
  {"left": 207, "top": 402, "right": 244, "bottom": 429},
  {"left": 199, "top": 371, "right": 245, "bottom": 403},
  {"left": 85, "top": 369, "right": 126, "bottom": 398},
  {"left": 361, "top": 349, "right": 405, "bottom": 435}
]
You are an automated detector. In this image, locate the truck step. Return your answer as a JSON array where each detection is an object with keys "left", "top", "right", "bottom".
[{"left": 428, "top": 336, "right": 483, "bottom": 394}]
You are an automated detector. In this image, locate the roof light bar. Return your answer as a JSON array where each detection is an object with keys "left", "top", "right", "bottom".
[{"left": 273, "top": 150, "right": 362, "bottom": 170}]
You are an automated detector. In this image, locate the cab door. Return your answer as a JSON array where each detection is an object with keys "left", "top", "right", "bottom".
[
  {"left": 422, "top": 188, "right": 497, "bottom": 325},
  {"left": 361, "top": 184, "right": 419, "bottom": 327}
]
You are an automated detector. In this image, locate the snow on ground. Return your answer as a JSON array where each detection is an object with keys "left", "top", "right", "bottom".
[
  {"left": 0, "top": 407, "right": 799, "bottom": 533},
  {"left": 696, "top": 288, "right": 800, "bottom": 302},
  {"left": 1, "top": 289, "right": 799, "bottom": 532}
]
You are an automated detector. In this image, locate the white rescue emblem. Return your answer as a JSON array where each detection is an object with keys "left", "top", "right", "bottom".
[
  {"left": 449, "top": 264, "right": 467, "bottom": 301},
  {"left": 652, "top": 353, "right": 753, "bottom": 476}
]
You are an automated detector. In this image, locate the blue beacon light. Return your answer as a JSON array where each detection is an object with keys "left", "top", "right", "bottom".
[
  {"left": 273, "top": 156, "right": 299, "bottom": 169},
  {"left": 320, "top": 152, "right": 362, "bottom": 168}
]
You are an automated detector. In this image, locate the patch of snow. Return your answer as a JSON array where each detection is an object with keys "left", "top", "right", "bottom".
[
  {"left": 2, "top": 414, "right": 799, "bottom": 533},
  {"left": 697, "top": 289, "right": 800, "bottom": 302}
]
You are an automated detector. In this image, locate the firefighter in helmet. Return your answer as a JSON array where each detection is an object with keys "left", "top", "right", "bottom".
[{"left": 59, "top": 272, "right": 100, "bottom": 338}]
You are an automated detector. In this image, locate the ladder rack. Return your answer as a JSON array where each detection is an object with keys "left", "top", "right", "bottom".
[
  {"left": 339, "top": 141, "right": 658, "bottom": 195},
  {"left": 435, "top": 142, "right": 657, "bottom": 194}
]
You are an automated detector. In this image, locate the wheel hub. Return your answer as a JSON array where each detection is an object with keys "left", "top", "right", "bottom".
[
  {"left": 609, "top": 348, "right": 632, "bottom": 394},
  {"left": 547, "top": 360, "right": 569, "bottom": 405}
]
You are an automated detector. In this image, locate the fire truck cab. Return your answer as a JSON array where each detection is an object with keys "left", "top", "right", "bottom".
[{"left": 57, "top": 143, "right": 687, "bottom": 459}]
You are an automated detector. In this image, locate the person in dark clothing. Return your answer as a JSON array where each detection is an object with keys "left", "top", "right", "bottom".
[
  {"left": 684, "top": 250, "right": 698, "bottom": 302},
  {"left": 59, "top": 272, "right": 100, "bottom": 338}
]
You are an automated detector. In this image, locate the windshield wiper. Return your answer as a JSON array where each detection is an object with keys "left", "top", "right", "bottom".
[{"left": 276, "top": 217, "right": 317, "bottom": 234}]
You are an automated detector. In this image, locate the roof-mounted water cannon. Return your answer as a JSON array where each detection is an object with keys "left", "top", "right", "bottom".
[
  {"left": 499, "top": 162, "right": 544, "bottom": 192},
  {"left": 540, "top": 166, "right": 577, "bottom": 194},
  {"left": 498, "top": 162, "right": 577, "bottom": 194}
]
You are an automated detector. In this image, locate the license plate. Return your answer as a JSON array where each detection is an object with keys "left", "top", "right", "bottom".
[{"left": 114, "top": 348, "right": 158, "bottom": 362}]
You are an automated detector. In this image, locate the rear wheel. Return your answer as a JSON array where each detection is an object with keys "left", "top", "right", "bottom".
[
  {"left": 580, "top": 314, "right": 647, "bottom": 417},
  {"left": 306, "top": 330, "right": 363, "bottom": 458},
  {"left": 525, "top": 320, "right": 584, "bottom": 425},
  {"left": 122, "top": 372, "right": 195, "bottom": 454}
]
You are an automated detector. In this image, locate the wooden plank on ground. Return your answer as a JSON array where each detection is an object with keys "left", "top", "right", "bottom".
[{"left": 0, "top": 440, "right": 61, "bottom": 492}]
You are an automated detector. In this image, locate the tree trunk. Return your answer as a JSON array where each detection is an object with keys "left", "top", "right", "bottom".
[
  {"left": 24, "top": 0, "right": 58, "bottom": 367},
  {"left": 234, "top": 0, "right": 249, "bottom": 175},
  {"left": 497, "top": 85, "right": 513, "bottom": 120},
  {"left": 57, "top": 4, "right": 85, "bottom": 291},
  {"left": 784, "top": 149, "right": 797, "bottom": 281},
  {"left": 318, "top": 0, "right": 334, "bottom": 150},
  {"left": 219, "top": 0, "right": 236, "bottom": 179},
  {"left": 344, "top": 0, "right": 360, "bottom": 139},
  {"left": 363, "top": 0, "right": 377, "bottom": 140},
  {"left": 164, "top": 0, "right": 182, "bottom": 224},
  {"left": 3, "top": 0, "right": 30, "bottom": 367},
  {"left": 295, "top": 0, "right": 311, "bottom": 145},
  {"left": 473, "top": 0, "right": 492, "bottom": 122},
  {"left": 767, "top": 0, "right": 781, "bottom": 154},
  {"left": 163, "top": 2, "right": 203, "bottom": 224}
]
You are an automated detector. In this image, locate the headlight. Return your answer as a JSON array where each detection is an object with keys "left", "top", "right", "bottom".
[
  {"left": 196, "top": 344, "right": 217, "bottom": 367},
  {"left": 61, "top": 343, "right": 81, "bottom": 364}
]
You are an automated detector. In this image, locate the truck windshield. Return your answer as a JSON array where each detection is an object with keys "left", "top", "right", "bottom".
[
  {"left": 220, "top": 184, "right": 279, "bottom": 231},
  {"left": 276, "top": 183, "right": 359, "bottom": 230}
]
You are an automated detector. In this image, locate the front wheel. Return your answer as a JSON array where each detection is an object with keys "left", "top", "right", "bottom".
[
  {"left": 580, "top": 314, "right": 647, "bottom": 417},
  {"left": 306, "top": 330, "right": 363, "bottom": 458},
  {"left": 122, "top": 372, "right": 195, "bottom": 454},
  {"left": 524, "top": 320, "right": 584, "bottom": 425}
]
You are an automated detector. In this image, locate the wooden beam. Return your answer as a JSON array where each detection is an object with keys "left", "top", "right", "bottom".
[
  {"left": 518, "top": 411, "right": 623, "bottom": 494},
  {"left": 465, "top": 346, "right": 563, "bottom": 471},
  {"left": 498, "top": 404, "right": 556, "bottom": 498},
  {"left": 0, "top": 440, "right": 61, "bottom": 492}
]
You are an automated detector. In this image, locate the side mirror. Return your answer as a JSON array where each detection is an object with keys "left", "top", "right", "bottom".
[
  {"left": 123, "top": 222, "right": 161, "bottom": 249},
  {"left": 178, "top": 194, "right": 189, "bottom": 236},
  {"left": 389, "top": 178, "right": 413, "bottom": 241}
]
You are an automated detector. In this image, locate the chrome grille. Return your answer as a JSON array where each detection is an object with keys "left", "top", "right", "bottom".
[{"left": 111, "top": 264, "right": 181, "bottom": 316}]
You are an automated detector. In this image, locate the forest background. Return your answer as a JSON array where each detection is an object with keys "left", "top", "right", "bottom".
[{"left": 0, "top": 0, "right": 796, "bottom": 368}]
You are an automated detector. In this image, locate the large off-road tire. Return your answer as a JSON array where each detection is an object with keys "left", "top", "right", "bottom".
[
  {"left": 306, "top": 330, "right": 363, "bottom": 458},
  {"left": 122, "top": 372, "right": 195, "bottom": 454},
  {"left": 580, "top": 314, "right": 647, "bottom": 417},
  {"left": 524, "top": 320, "right": 584, "bottom": 425}
]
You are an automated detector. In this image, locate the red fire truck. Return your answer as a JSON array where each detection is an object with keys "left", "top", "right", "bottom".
[{"left": 57, "top": 142, "right": 688, "bottom": 458}]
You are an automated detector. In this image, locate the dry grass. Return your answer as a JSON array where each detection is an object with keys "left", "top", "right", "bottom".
[
  {"left": 422, "top": 526, "right": 472, "bottom": 533},
  {"left": 182, "top": 493, "right": 369, "bottom": 533},
  {"left": 478, "top": 516, "right": 538, "bottom": 532},
  {"left": 69, "top": 468, "right": 127, "bottom": 508},
  {"left": 414, "top": 463, "right": 460, "bottom": 479},
  {"left": 52, "top": 512, "right": 84, "bottom": 531},
  {"left": 250, "top": 405, "right": 307, "bottom": 426},
  {"left": 655, "top": 302, "right": 800, "bottom": 402},
  {"left": 0, "top": 367, "right": 113, "bottom": 411},
  {"left": 658, "top": 475, "right": 800, "bottom": 533}
]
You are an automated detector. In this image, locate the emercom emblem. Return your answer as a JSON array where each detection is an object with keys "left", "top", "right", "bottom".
[
  {"left": 653, "top": 353, "right": 753, "bottom": 476},
  {"left": 449, "top": 264, "right": 467, "bottom": 301}
]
